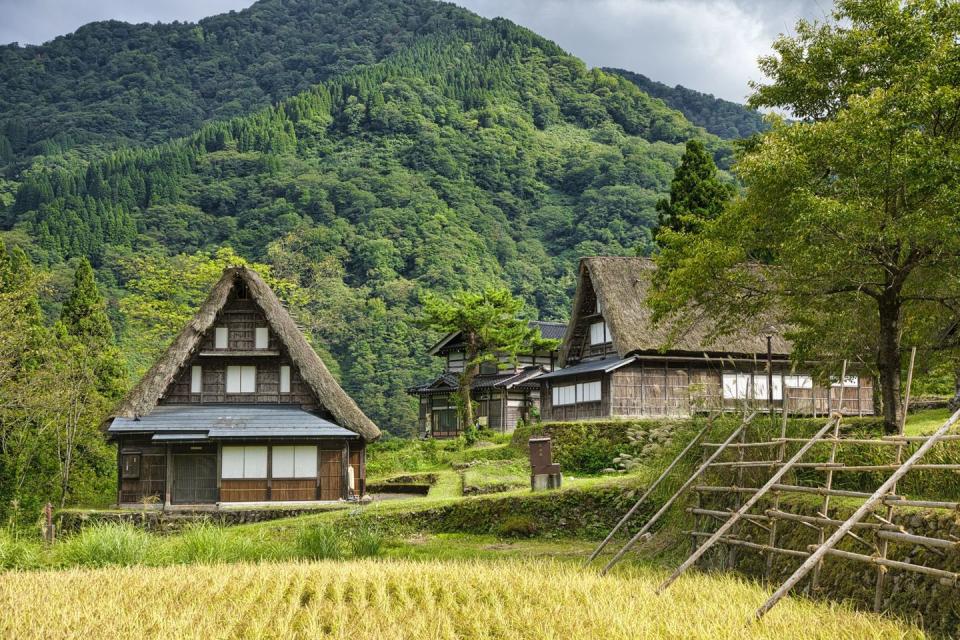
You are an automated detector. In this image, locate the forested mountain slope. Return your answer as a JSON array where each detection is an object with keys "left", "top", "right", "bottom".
[
  {"left": 2, "top": 13, "right": 727, "bottom": 436},
  {"left": 0, "top": 0, "right": 481, "bottom": 165},
  {"left": 606, "top": 68, "right": 768, "bottom": 139}
]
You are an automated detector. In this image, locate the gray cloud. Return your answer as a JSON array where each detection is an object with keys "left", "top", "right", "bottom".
[
  {"left": 0, "top": 0, "right": 254, "bottom": 46},
  {"left": 0, "top": 0, "right": 834, "bottom": 103}
]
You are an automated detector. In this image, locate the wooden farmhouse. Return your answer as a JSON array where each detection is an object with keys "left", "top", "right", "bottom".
[
  {"left": 537, "top": 257, "right": 875, "bottom": 421},
  {"left": 106, "top": 266, "right": 380, "bottom": 507},
  {"left": 408, "top": 322, "right": 566, "bottom": 438}
]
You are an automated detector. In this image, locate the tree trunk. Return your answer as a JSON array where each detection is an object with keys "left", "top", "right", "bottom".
[
  {"left": 949, "top": 369, "right": 960, "bottom": 412},
  {"left": 876, "top": 296, "right": 903, "bottom": 435},
  {"left": 459, "top": 362, "right": 477, "bottom": 433}
]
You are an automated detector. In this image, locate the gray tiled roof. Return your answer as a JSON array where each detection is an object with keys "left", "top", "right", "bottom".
[
  {"left": 109, "top": 405, "right": 358, "bottom": 439},
  {"left": 535, "top": 355, "right": 639, "bottom": 380}
]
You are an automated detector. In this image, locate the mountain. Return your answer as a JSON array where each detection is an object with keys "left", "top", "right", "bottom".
[
  {"left": 605, "top": 68, "right": 768, "bottom": 140},
  {"left": 1, "top": 1, "right": 730, "bottom": 436},
  {"left": 0, "top": 0, "right": 482, "bottom": 165}
]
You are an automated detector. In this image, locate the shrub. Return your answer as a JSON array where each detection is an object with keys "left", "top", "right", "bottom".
[
  {"left": 54, "top": 523, "right": 152, "bottom": 568},
  {"left": 498, "top": 515, "right": 538, "bottom": 538},
  {"left": 296, "top": 523, "right": 343, "bottom": 560},
  {"left": 168, "top": 523, "right": 272, "bottom": 564},
  {"left": 0, "top": 532, "right": 42, "bottom": 570},
  {"left": 347, "top": 519, "right": 384, "bottom": 557}
]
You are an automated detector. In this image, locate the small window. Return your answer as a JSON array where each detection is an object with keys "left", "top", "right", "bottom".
[
  {"left": 222, "top": 446, "right": 267, "bottom": 479},
  {"left": 576, "top": 380, "right": 601, "bottom": 403},
  {"left": 280, "top": 365, "right": 291, "bottom": 393},
  {"left": 255, "top": 327, "right": 269, "bottom": 349},
  {"left": 552, "top": 384, "right": 577, "bottom": 406},
  {"left": 589, "top": 321, "right": 608, "bottom": 345},
  {"left": 272, "top": 445, "right": 317, "bottom": 478},
  {"left": 215, "top": 327, "right": 228, "bottom": 349},
  {"left": 784, "top": 375, "right": 813, "bottom": 389},
  {"left": 226, "top": 365, "right": 256, "bottom": 393},
  {"left": 191, "top": 366, "right": 202, "bottom": 394},
  {"left": 479, "top": 360, "right": 498, "bottom": 375},
  {"left": 831, "top": 376, "right": 859, "bottom": 388},
  {"left": 121, "top": 454, "right": 140, "bottom": 479}
]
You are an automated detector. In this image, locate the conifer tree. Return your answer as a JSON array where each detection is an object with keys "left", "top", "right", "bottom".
[
  {"left": 60, "top": 258, "right": 115, "bottom": 347},
  {"left": 655, "top": 140, "right": 733, "bottom": 234}
]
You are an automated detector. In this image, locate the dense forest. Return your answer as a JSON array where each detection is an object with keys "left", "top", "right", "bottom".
[
  {"left": 0, "top": 0, "right": 748, "bottom": 514},
  {"left": 606, "top": 68, "right": 768, "bottom": 140},
  {"left": 3, "top": 12, "right": 731, "bottom": 439}
]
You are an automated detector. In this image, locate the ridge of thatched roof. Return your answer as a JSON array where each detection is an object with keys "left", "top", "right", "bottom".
[
  {"left": 558, "top": 257, "right": 791, "bottom": 366},
  {"left": 110, "top": 266, "right": 381, "bottom": 442}
]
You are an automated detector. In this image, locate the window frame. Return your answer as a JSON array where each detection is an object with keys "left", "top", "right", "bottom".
[{"left": 226, "top": 365, "right": 257, "bottom": 394}]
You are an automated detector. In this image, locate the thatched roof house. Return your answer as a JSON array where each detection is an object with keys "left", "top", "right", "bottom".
[
  {"left": 539, "top": 257, "right": 874, "bottom": 421},
  {"left": 106, "top": 265, "right": 378, "bottom": 507}
]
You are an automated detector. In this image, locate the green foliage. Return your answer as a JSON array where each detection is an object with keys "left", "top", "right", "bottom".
[
  {"left": 1, "top": 0, "right": 724, "bottom": 440},
  {"left": 0, "top": 531, "right": 42, "bottom": 570},
  {"left": 655, "top": 139, "right": 733, "bottom": 234},
  {"left": 606, "top": 68, "right": 769, "bottom": 141},
  {"left": 54, "top": 523, "right": 152, "bottom": 567},
  {"left": 653, "top": 0, "right": 960, "bottom": 432},
  {"left": 168, "top": 522, "right": 273, "bottom": 564},
  {"left": 295, "top": 522, "right": 344, "bottom": 560},
  {"left": 345, "top": 516, "right": 385, "bottom": 557},
  {"left": 498, "top": 515, "right": 538, "bottom": 538}
]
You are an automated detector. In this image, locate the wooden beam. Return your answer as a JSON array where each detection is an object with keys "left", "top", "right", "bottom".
[
  {"left": 656, "top": 416, "right": 840, "bottom": 594},
  {"left": 599, "top": 412, "right": 756, "bottom": 575},
  {"left": 754, "top": 406, "right": 960, "bottom": 621},
  {"left": 585, "top": 419, "right": 712, "bottom": 566}
]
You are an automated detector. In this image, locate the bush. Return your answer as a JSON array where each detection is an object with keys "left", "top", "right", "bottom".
[
  {"left": 296, "top": 523, "right": 343, "bottom": 560},
  {"left": 498, "top": 515, "right": 538, "bottom": 538},
  {"left": 54, "top": 523, "right": 152, "bottom": 567},
  {"left": 0, "top": 532, "right": 42, "bottom": 570},
  {"left": 167, "top": 523, "right": 272, "bottom": 564},
  {"left": 347, "top": 518, "right": 384, "bottom": 557}
]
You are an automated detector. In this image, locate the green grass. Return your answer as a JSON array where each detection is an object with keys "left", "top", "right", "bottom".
[
  {"left": 903, "top": 407, "right": 952, "bottom": 436},
  {"left": 461, "top": 458, "right": 529, "bottom": 494}
]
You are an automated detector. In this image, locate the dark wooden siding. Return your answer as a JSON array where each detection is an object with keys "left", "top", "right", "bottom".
[{"left": 118, "top": 439, "right": 167, "bottom": 504}]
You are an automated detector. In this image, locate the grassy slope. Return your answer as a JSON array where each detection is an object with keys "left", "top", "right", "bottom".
[{"left": 0, "top": 559, "right": 923, "bottom": 639}]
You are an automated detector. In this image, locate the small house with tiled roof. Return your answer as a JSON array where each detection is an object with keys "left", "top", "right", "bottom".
[{"left": 408, "top": 321, "right": 565, "bottom": 438}]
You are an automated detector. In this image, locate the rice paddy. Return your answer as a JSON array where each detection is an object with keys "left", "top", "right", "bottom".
[{"left": 0, "top": 558, "right": 925, "bottom": 639}]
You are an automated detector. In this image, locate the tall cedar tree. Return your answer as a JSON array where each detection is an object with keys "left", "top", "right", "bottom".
[
  {"left": 652, "top": 0, "right": 960, "bottom": 433},
  {"left": 655, "top": 140, "right": 733, "bottom": 234},
  {"left": 61, "top": 258, "right": 115, "bottom": 347},
  {"left": 421, "top": 288, "right": 559, "bottom": 433}
]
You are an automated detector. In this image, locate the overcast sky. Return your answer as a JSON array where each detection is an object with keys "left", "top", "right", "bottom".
[{"left": 0, "top": 0, "right": 834, "bottom": 103}]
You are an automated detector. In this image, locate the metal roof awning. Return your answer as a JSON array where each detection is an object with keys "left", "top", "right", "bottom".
[
  {"left": 110, "top": 405, "right": 359, "bottom": 439},
  {"left": 536, "top": 355, "right": 639, "bottom": 381}
]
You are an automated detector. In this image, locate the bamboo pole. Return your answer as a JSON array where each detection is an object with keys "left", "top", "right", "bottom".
[
  {"left": 765, "top": 403, "right": 790, "bottom": 580},
  {"left": 584, "top": 418, "right": 713, "bottom": 566},
  {"left": 753, "top": 406, "right": 960, "bottom": 621},
  {"left": 656, "top": 416, "right": 840, "bottom": 594},
  {"left": 811, "top": 362, "right": 846, "bottom": 592},
  {"left": 873, "top": 346, "right": 915, "bottom": 612},
  {"left": 876, "top": 530, "right": 960, "bottom": 551},
  {"left": 687, "top": 531, "right": 810, "bottom": 559},
  {"left": 599, "top": 412, "right": 757, "bottom": 575}
]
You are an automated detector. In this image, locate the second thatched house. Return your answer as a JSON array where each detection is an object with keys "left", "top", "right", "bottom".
[
  {"left": 537, "top": 257, "right": 875, "bottom": 421},
  {"left": 106, "top": 266, "right": 380, "bottom": 507}
]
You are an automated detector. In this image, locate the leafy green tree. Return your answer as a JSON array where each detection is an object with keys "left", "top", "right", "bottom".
[
  {"left": 420, "top": 288, "right": 559, "bottom": 431},
  {"left": 652, "top": 0, "right": 960, "bottom": 433},
  {"left": 655, "top": 139, "right": 733, "bottom": 234}
]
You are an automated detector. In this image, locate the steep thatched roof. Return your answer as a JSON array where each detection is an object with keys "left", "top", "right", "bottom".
[
  {"left": 110, "top": 266, "right": 381, "bottom": 442},
  {"left": 559, "top": 257, "right": 791, "bottom": 366}
]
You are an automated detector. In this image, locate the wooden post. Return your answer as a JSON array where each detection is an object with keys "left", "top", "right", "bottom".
[
  {"left": 754, "top": 406, "right": 960, "bottom": 621},
  {"left": 656, "top": 415, "right": 840, "bottom": 594},
  {"left": 164, "top": 445, "right": 172, "bottom": 508},
  {"left": 584, "top": 418, "right": 713, "bottom": 566},
  {"left": 600, "top": 412, "right": 757, "bottom": 575},
  {"left": 872, "top": 346, "right": 915, "bottom": 612},
  {"left": 765, "top": 401, "right": 790, "bottom": 580},
  {"left": 811, "top": 361, "right": 846, "bottom": 592}
]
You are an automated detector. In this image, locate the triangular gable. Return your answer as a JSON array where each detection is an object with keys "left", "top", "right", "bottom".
[{"left": 110, "top": 266, "right": 380, "bottom": 442}]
